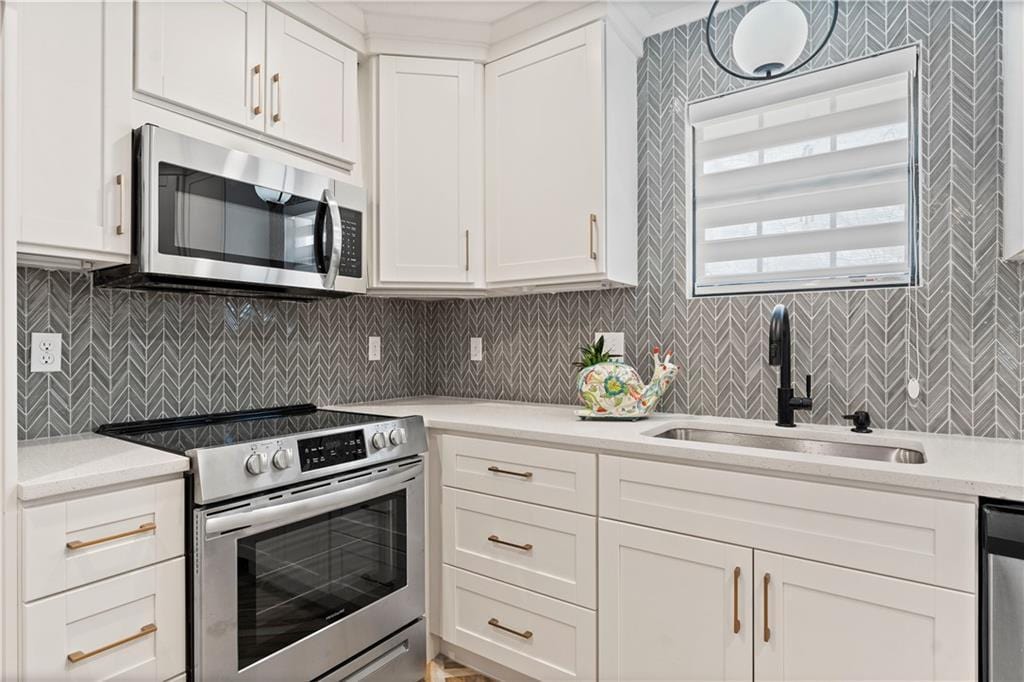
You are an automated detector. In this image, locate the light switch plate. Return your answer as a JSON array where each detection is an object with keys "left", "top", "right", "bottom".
[
  {"left": 31, "top": 332, "right": 62, "bottom": 372},
  {"left": 368, "top": 336, "right": 381, "bottom": 362},
  {"left": 595, "top": 332, "right": 624, "bottom": 358},
  {"left": 470, "top": 337, "right": 483, "bottom": 362}
]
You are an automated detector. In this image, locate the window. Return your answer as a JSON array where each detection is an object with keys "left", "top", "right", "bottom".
[{"left": 689, "top": 47, "right": 919, "bottom": 297}]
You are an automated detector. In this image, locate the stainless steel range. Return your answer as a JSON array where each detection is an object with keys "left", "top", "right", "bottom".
[{"left": 98, "top": 404, "right": 427, "bottom": 681}]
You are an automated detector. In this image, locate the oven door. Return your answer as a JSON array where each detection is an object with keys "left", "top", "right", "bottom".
[
  {"left": 137, "top": 124, "right": 366, "bottom": 295},
  {"left": 195, "top": 459, "right": 424, "bottom": 680}
]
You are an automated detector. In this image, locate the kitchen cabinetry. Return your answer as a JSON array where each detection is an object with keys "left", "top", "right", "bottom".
[
  {"left": 5, "top": 0, "right": 132, "bottom": 267},
  {"left": 135, "top": 1, "right": 359, "bottom": 166},
  {"left": 19, "top": 478, "right": 186, "bottom": 680},
  {"left": 372, "top": 56, "right": 484, "bottom": 291},
  {"left": 484, "top": 21, "right": 637, "bottom": 290}
]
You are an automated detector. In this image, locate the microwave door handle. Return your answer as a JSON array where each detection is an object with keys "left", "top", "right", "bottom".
[
  {"left": 322, "top": 188, "right": 343, "bottom": 290},
  {"left": 204, "top": 464, "right": 422, "bottom": 536}
]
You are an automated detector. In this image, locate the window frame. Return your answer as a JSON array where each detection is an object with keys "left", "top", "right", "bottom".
[{"left": 686, "top": 45, "right": 922, "bottom": 298}]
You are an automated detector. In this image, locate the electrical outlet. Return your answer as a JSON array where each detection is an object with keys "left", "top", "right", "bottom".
[
  {"left": 31, "top": 332, "right": 62, "bottom": 373},
  {"left": 470, "top": 337, "right": 483, "bottom": 362},
  {"left": 595, "top": 332, "right": 625, "bottom": 358},
  {"left": 368, "top": 336, "right": 381, "bottom": 362}
]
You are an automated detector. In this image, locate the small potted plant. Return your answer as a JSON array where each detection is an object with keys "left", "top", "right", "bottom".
[{"left": 574, "top": 337, "right": 678, "bottom": 420}]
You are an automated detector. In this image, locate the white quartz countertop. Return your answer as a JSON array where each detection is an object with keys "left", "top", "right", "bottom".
[
  {"left": 328, "top": 396, "right": 1024, "bottom": 501},
  {"left": 18, "top": 433, "right": 189, "bottom": 502}
]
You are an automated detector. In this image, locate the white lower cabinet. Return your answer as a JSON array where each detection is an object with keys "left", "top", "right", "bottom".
[
  {"left": 754, "top": 551, "right": 975, "bottom": 682},
  {"left": 598, "top": 520, "right": 753, "bottom": 682},
  {"left": 22, "top": 557, "right": 186, "bottom": 681}
]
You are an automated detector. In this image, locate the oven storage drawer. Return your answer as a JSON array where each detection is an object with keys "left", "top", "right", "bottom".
[
  {"left": 439, "top": 435, "right": 596, "bottom": 513},
  {"left": 442, "top": 566, "right": 596, "bottom": 680},
  {"left": 22, "top": 479, "right": 184, "bottom": 601},
  {"left": 442, "top": 487, "right": 597, "bottom": 607},
  {"left": 315, "top": 619, "right": 426, "bottom": 682},
  {"left": 22, "top": 557, "right": 186, "bottom": 681}
]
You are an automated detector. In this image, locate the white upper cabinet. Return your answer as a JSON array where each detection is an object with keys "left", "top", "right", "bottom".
[
  {"left": 374, "top": 56, "right": 483, "bottom": 289},
  {"left": 265, "top": 6, "right": 359, "bottom": 161},
  {"left": 484, "top": 21, "right": 637, "bottom": 289},
  {"left": 6, "top": 0, "right": 132, "bottom": 266},
  {"left": 135, "top": 1, "right": 266, "bottom": 131},
  {"left": 134, "top": 1, "right": 359, "bottom": 167},
  {"left": 754, "top": 551, "right": 975, "bottom": 682}
]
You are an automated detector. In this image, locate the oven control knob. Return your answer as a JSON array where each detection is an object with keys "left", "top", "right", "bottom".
[
  {"left": 245, "top": 452, "right": 268, "bottom": 475},
  {"left": 371, "top": 432, "right": 388, "bottom": 450},
  {"left": 272, "top": 448, "right": 293, "bottom": 470},
  {"left": 389, "top": 428, "right": 407, "bottom": 446}
]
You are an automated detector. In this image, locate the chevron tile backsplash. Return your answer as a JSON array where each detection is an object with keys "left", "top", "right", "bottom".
[
  {"left": 17, "top": 268, "right": 427, "bottom": 440},
  {"left": 18, "top": 0, "right": 1024, "bottom": 441},
  {"left": 423, "top": 0, "right": 1024, "bottom": 439}
]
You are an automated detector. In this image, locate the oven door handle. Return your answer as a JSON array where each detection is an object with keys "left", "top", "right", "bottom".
[
  {"left": 322, "top": 188, "right": 343, "bottom": 291},
  {"left": 204, "top": 464, "right": 422, "bottom": 536}
]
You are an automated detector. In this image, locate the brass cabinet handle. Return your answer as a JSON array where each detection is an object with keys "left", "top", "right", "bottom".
[
  {"left": 487, "top": 465, "right": 532, "bottom": 479},
  {"left": 763, "top": 573, "right": 771, "bottom": 642},
  {"left": 588, "top": 213, "right": 598, "bottom": 260},
  {"left": 67, "top": 623, "right": 157, "bottom": 663},
  {"left": 465, "top": 229, "right": 470, "bottom": 272},
  {"left": 488, "top": 534, "right": 533, "bottom": 551},
  {"left": 252, "top": 64, "right": 263, "bottom": 115},
  {"left": 733, "top": 566, "right": 741, "bottom": 634},
  {"left": 272, "top": 73, "right": 282, "bottom": 123},
  {"left": 66, "top": 522, "right": 156, "bottom": 550},
  {"left": 488, "top": 617, "right": 533, "bottom": 640},
  {"left": 115, "top": 174, "right": 125, "bottom": 235}
]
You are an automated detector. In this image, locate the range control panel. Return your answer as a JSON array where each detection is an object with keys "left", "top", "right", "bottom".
[{"left": 297, "top": 432, "right": 367, "bottom": 472}]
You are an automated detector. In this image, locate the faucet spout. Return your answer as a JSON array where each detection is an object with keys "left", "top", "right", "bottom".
[{"left": 768, "top": 304, "right": 812, "bottom": 427}]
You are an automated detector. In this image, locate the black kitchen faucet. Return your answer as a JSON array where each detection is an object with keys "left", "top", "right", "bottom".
[{"left": 768, "top": 304, "right": 813, "bottom": 427}]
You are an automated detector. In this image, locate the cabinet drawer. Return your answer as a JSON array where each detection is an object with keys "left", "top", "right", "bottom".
[
  {"left": 23, "top": 557, "right": 186, "bottom": 681},
  {"left": 22, "top": 479, "right": 184, "bottom": 602},
  {"left": 439, "top": 435, "right": 595, "bottom": 513},
  {"left": 443, "top": 488, "right": 596, "bottom": 607},
  {"left": 442, "top": 566, "right": 596, "bottom": 680},
  {"left": 599, "top": 456, "right": 976, "bottom": 592}
]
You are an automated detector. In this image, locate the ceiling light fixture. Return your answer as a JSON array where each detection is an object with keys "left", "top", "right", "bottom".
[{"left": 705, "top": 0, "right": 840, "bottom": 81}]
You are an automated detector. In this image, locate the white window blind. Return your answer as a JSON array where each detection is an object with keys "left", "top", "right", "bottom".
[{"left": 689, "top": 47, "right": 918, "bottom": 296}]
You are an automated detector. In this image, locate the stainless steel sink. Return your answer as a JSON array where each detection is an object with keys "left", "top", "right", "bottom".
[{"left": 653, "top": 428, "right": 926, "bottom": 464}]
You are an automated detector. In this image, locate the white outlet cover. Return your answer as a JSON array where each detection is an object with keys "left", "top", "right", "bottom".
[
  {"left": 368, "top": 336, "right": 381, "bottom": 362},
  {"left": 31, "top": 332, "right": 62, "bottom": 373},
  {"left": 595, "top": 332, "right": 625, "bottom": 358},
  {"left": 470, "top": 337, "right": 483, "bottom": 362}
]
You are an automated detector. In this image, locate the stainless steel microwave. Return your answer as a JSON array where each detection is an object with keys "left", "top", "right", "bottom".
[{"left": 95, "top": 124, "right": 366, "bottom": 299}]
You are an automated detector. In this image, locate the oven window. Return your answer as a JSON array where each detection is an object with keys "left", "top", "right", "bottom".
[
  {"left": 236, "top": 490, "right": 407, "bottom": 670},
  {"left": 157, "top": 162, "right": 321, "bottom": 271}
]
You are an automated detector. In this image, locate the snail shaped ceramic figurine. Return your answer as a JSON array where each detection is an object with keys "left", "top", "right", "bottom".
[{"left": 574, "top": 342, "right": 678, "bottom": 421}]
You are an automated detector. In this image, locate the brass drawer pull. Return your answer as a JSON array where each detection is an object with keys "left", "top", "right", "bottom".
[
  {"left": 67, "top": 623, "right": 157, "bottom": 663},
  {"left": 272, "top": 73, "right": 282, "bottom": 123},
  {"left": 488, "top": 617, "right": 533, "bottom": 640},
  {"left": 763, "top": 573, "right": 771, "bottom": 642},
  {"left": 486, "top": 465, "right": 532, "bottom": 479},
  {"left": 66, "top": 522, "right": 157, "bottom": 550},
  {"left": 733, "top": 566, "right": 741, "bottom": 634},
  {"left": 115, "top": 174, "right": 125, "bottom": 235},
  {"left": 588, "top": 213, "right": 598, "bottom": 259},
  {"left": 488, "top": 534, "right": 533, "bottom": 551},
  {"left": 252, "top": 64, "right": 263, "bottom": 115}
]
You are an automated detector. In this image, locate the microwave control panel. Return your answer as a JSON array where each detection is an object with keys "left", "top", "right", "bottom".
[
  {"left": 297, "top": 431, "right": 367, "bottom": 472},
  {"left": 338, "top": 208, "right": 362, "bottom": 278}
]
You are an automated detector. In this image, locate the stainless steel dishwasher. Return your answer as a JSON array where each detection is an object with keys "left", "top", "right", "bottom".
[{"left": 981, "top": 501, "right": 1024, "bottom": 681}]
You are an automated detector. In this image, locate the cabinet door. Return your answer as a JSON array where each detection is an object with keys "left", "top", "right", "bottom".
[
  {"left": 377, "top": 56, "right": 483, "bottom": 285},
  {"left": 599, "top": 520, "right": 753, "bottom": 681},
  {"left": 265, "top": 6, "right": 358, "bottom": 162},
  {"left": 135, "top": 0, "right": 265, "bottom": 130},
  {"left": 485, "top": 23, "right": 605, "bottom": 283},
  {"left": 8, "top": 1, "right": 131, "bottom": 260},
  {"left": 754, "top": 551, "right": 975, "bottom": 681}
]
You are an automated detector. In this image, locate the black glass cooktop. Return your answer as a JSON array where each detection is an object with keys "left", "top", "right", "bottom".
[{"left": 97, "top": 404, "right": 391, "bottom": 454}]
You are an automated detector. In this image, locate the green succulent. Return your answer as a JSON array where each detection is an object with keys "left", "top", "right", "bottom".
[{"left": 572, "top": 335, "right": 620, "bottom": 370}]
